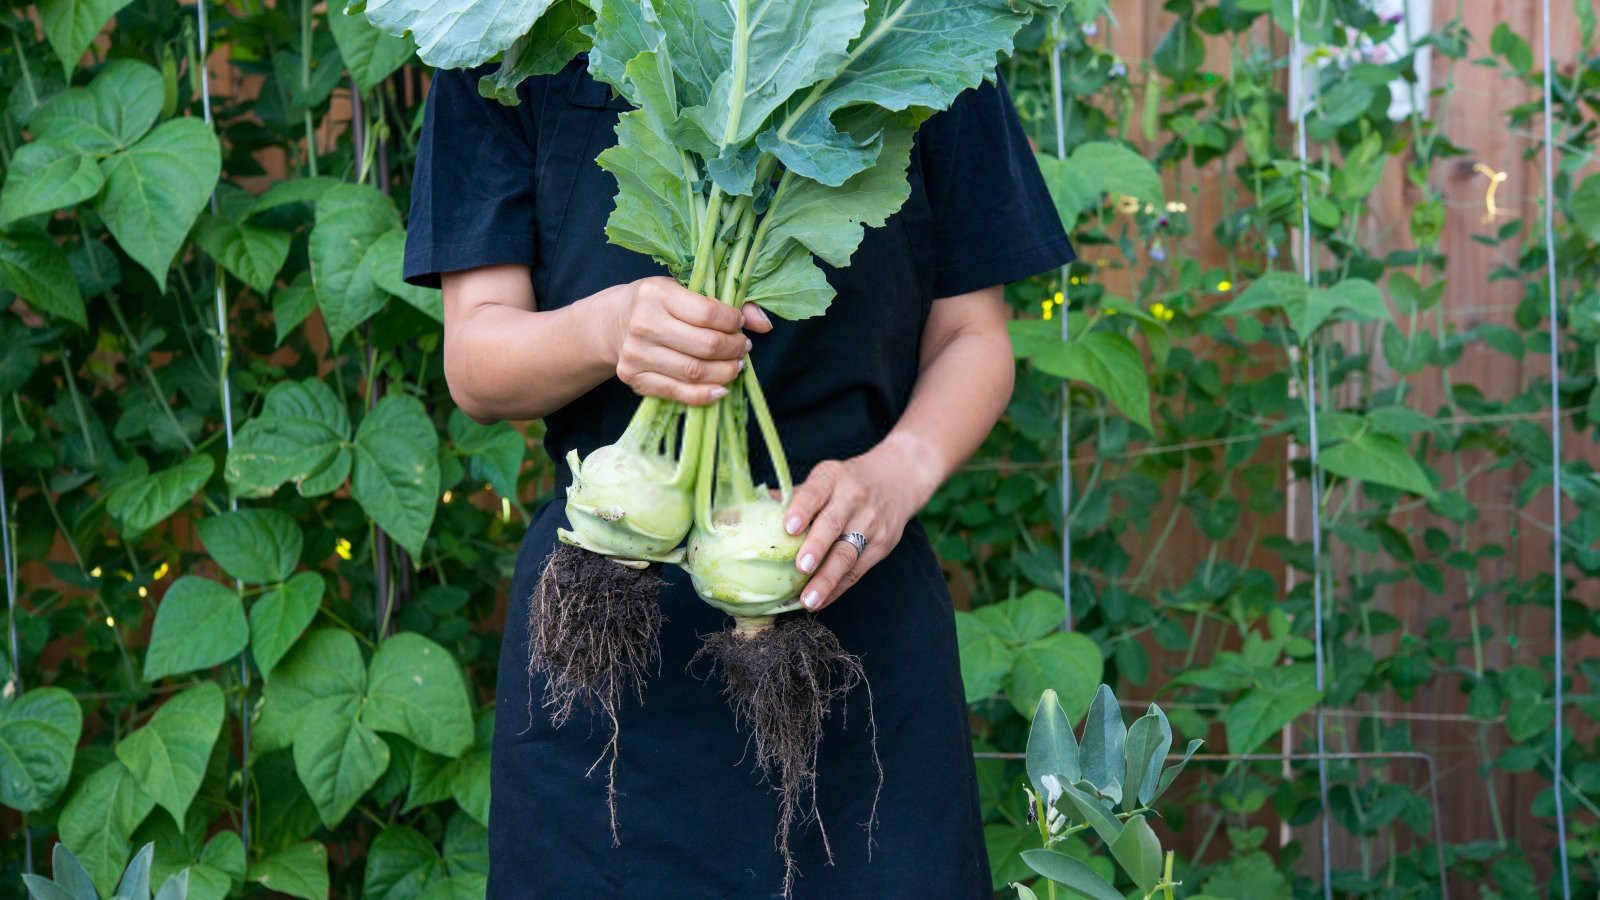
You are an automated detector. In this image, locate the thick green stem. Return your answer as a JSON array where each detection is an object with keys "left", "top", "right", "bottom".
[
  {"left": 300, "top": 0, "right": 318, "bottom": 177},
  {"left": 740, "top": 363, "right": 792, "bottom": 500},
  {"left": 694, "top": 398, "right": 720, "bottom": 529}
]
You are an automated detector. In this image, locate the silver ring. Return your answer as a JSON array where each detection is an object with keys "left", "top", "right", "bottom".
[{"left": 838, "top": 531, "right": 868, "bottom": 555}]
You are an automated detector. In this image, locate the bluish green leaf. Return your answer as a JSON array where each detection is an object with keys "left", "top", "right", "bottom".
[
  {"left": 352, "top": 395, "right": 440, "bottom": 557},
  {"left": 96, "top": 118, "right": 222, "bottom": 289},
  {"left": 1122, "top": 705, "right": 1173, "bottom": 810},
  {"left": 1020, "top": 849, "right": 1122, "bottom": 900},
  {"left": 361, "top": 0, "right": 562, "bottom": 69},
  {"left": 114, "top": 683, "right": 224, "bottom": 833},
  {"left": 1109, "top": 815, "right": 1163, "bottom": 892},
  {"left": 310, "top": 184, "right": 401, "bottom": 347},
  {"left": 144, "top": 577, "right": 249, "bottom": 681},
  {"left": 363, "top": 633, "right": 473, "bottom": 758},
  {"left": 1154, "top": 737, "right": 1204, "bottom": 799},
  {"left": 1078, "top": 684, "right": 1126, "bottom": 804},
  {"left": 250, "top": 572, "right": 325, "bottom": 679},
  {"left": 477, "top": 0, "right": 594, "bottom": 104},
  {"left": 1026, "top": 688, "right": 1080, "bottom": 798},
  {"left": 0, "top": 686, "right": 83, "bottom": 811},
  {"left": 0, "top": 141, "right": 105, "bottom": 225},
  {"left": 597, "top": 101, "right": 700, "bottom": 279}
]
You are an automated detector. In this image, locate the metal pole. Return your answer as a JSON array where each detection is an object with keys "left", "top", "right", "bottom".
[
  {"left": 3, "top": 402, "right": 30, "bottom": 873},
  {"left": 1049, "top": 19, "right": 1072, "bottom": 632},
  {"left": 1287, "top": 1, "right": 1333, "bottom": 895},
  {"left": 1538, "top": 0, "right": 1571, "bottom": 894}
]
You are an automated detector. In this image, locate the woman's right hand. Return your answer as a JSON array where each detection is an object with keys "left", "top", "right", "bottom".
[{"left": 612, "top": 276, "right": 773, "bottom": 405}]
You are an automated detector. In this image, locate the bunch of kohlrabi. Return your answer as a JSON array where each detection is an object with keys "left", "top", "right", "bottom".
[{"left": 364, "top": 0, "right": 1066, "bottom": 890}]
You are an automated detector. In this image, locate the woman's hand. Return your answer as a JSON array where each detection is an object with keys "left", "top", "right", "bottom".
[
  {"left": 612, "top": 276, "right": 772, "bottom": 405},
  {"left": 781, "top": 434, "right": 943, "bottom": 611}
]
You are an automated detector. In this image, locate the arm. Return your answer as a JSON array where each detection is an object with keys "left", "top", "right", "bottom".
[
  {"left": 781, "top": 285, "right": 1015, "bottom": 610},
  {"left": 441, "top": 264, "right": 771, "bottom": 423}
]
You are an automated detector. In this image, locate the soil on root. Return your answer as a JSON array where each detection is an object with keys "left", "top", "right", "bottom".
[
  {"left": 691, "top": 613, "right": 881, "bottom": 898},
  {"left": 526, "top": 544, "right": 665, "bottom": 844}
]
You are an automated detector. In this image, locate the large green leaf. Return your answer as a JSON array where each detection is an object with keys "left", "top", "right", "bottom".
[
  {"left": 0, "top": 687, "right": 83, "bottom": 811},
  {"left": 114, "top": 683, "right": 224, "bottom": 832},
  {"left": 38, "top": 0, "right": 135, "bottom": 75},
  {"left": 1223, "top": 664, "right": 1321, "bottom": 755},
  {"left": 363, "top": 826, "right": 443, "bottom": 900},
  {"left": 143, "top": 577, "right": 249, "bottom": 681},
  {"left": 1066, "top": 141, "right": 1163, "bottom": 208},
  {"left": 654, "top": 0, "right": 866, "bottom": 172},
  {"left": 31, "top": 59, "right": 161, "bottom": 154},
  {"left": 1109, "top": 815, "right": 1164, "bottom": 892},
  {"left": 197, "top": 508, "right": 303, "bottom": 584},
  {"left": 366, "top": 227, "right": 442, "bottom": 322},
  {"left": 361, "top": 0, "right": 560, "bottom": 68},
  {"left": 1121, "top": 705, "right": 1173, "bottom": 810},
  {"left": 1007, "top": 630, "right": 1102, "bottom": 721},
  {"left": 1028, "top": 330, "right": 1152, "bottom": 430},
  {"left": 362, "top": 633, "right": 474, "bottom": 758},
  {"left": 0, "top": 141, "right": 105, "bottom": 225},
  {"left": 1036, "top": 150, "right": 1103, "bottom": 225},
  {"left": 273, "top": 273, "right": 318, "bottom": 346},
  {"left": 105, "top": 454, "right": 214, "bottom": 537},
  {"left": 953, "top": 611, "right": 1011, "bottom": 703},
  {"left": 310, "top": 184, "right": 400, "bottom": 347},
  {"left": 295, "top": 697, "right": 390, "bottom": 827},
  {"left": 1320, "top": 432, "right": 1436, "bottom": 497},
  {"left": 226, "top": 379, "right": 352, "bottom": 498},
  {"left": 756, "top": 0, "right": 1064, "bottom": 186},
  {"left": 1570, "top": 173, "right": 1600, "bottom": 242},
  {"left": 597, "top": 102, "right": 700, "bottom": 279},
  {"left": 96, "top": 118, "right": 222, "bottom": 289},
  {"left": 249, "top": 572, "right": 325, "bottom": 679},
  {"left": 329, "top": 3, "right": 416, "bottom": 93},
  {"left": 352, "top": 395, "right": 440, "bottom": 557},
  {"left": 448, "top": 410, "right": 524, "bottom": 500},
  {"left": 59, "top": 761, "right": 156, "bottom": 896},
  {"left": 741, "top": 115, "right": 921, "bottom": 319},
  {"left": 248, "top": 841, "right": 328, "bottom": 900},
  {"left": 195, "top": 215, "right": 291, "bottom": 296},
  {"left": 0, "top": 227, "right": 86, "bottom": 327}
]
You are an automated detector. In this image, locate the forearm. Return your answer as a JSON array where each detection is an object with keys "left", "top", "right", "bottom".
[
  {"left": 444, "top": 284, "right": 626, "bottom": 423},
  {"left": 869, "top": 304, "right": 1014, "bottom": 509}
]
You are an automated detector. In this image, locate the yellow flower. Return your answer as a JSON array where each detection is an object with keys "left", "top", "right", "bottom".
[
  {"left": 1105, "top": 307, "right": 1119, "bottom": 317},
  {"left": 1165, "top": 201, "right": 1189, "bottom": 214},
  {"left": 1117, "top": 194, "right": 1140, "bottom": 215},
  {"left": 137, "top": 586, "right": 148, "bottom": 598},
  {"left": 152, "top": 561, "right": 169, "bottom": 581},
  {"left": 1217, "top": 280, "right": 1233, "bottom": 292},
  {"left": 335, "top": 537, "right": 353, "bottom": 560},
  {"left": 1053, "top": 291, "right": 1065, "bottom": 306},
  {"left": 1042, "top": 303, "right": 1053, "bottom": 321},
  {"left": 442, "top": 490, "right": 454, "bottom": 504},
  {"left": 105, "top": 616, "right": 116, "bottom": 628},
  {"left": 90, "top": 566, "right": 103, "bottom": 578},
  {"left": 1150, "top": 302, "right": 1176, "bottom": 322},
  {"left": 1069, "top": 277, "right": 1082, "bottom": 286}
]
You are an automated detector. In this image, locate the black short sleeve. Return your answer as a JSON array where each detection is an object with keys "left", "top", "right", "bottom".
[
  {"left": 403, "top": 66, "right": 540, "bottom": 288},
  {"left": 918, "top": 71, "right": 1076, "bottom": 298}
]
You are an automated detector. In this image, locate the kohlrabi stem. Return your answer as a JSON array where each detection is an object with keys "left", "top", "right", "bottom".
[
  {"left": 686, "top": 187, "right": 727, "bottom": 295},
  {"left": 694, "top": 396, "right": 720, "bottom": 529},
  {"left": 673, "top": 405, "right": 708, "bottom": 489},
  {"left": 737, "top": 168, "right": 796, "bottom": 298},
  {"left": 719, "top": 200, "right": 759, "bottom": 303},
  {"left": 720, "top": 381, "right": 757, "bottom": 504},
  {"left": 740, "top": 362, "right": 792, "bottom": 500}
]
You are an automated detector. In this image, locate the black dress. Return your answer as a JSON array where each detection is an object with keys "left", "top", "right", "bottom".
[{"left": 404, "top": 58, "right": 1074, "bottom": 900}]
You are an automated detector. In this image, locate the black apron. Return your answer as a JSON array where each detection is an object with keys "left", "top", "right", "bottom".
[{"left": 405, "top": 57, "right": 1074, "bottom": 900}]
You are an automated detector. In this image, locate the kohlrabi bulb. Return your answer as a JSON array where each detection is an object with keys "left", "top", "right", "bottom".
[
  {"left": 559, "top": 445, "right": 693, "bottom": 561},
  {"left": 684, "top": 495, "right": 807, "bottom": 617}
]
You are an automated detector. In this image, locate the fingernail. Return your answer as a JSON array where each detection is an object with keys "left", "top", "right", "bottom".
[
  {"left": 737, "top": 358, "right": 746, "bottom": 372},
  {"left": 711, "top": 386, "right": 728, "bottom": 398},
  {"left": 785, "top": 516, "right": 802, "bottom": 535},
  {"left": 798, "top": 553, "right": 816, "bottom": 573},
  {"left": 754, "top": 306, "right": 772, "bottom": 328},
  {"left": 802, "top": 590, "right": 820, "bottom": 610},
  {"left": 744, "top": 336, "right": 753, "bottom": 352}
]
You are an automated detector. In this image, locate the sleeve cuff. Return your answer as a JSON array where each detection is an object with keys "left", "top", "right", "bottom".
[{"left": 932, "top": 234, "right": 1077, "bottom": 299}]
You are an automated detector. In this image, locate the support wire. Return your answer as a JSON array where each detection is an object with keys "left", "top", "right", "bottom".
[{"left": 1050, "top": 18, "right": 1073, "bottom": 632}]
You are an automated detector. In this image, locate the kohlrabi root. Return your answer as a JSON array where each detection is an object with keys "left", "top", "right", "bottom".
[
  {"left": 527, "top": 543, "right": 665, "bottom": 843},
  {"left": 691, "top": 613, "right": 880, "bottom": 897}
]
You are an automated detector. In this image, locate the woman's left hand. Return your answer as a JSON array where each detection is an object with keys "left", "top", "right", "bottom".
[{"left": 782, "top": 436, "right": 940, "bottom": 611}]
